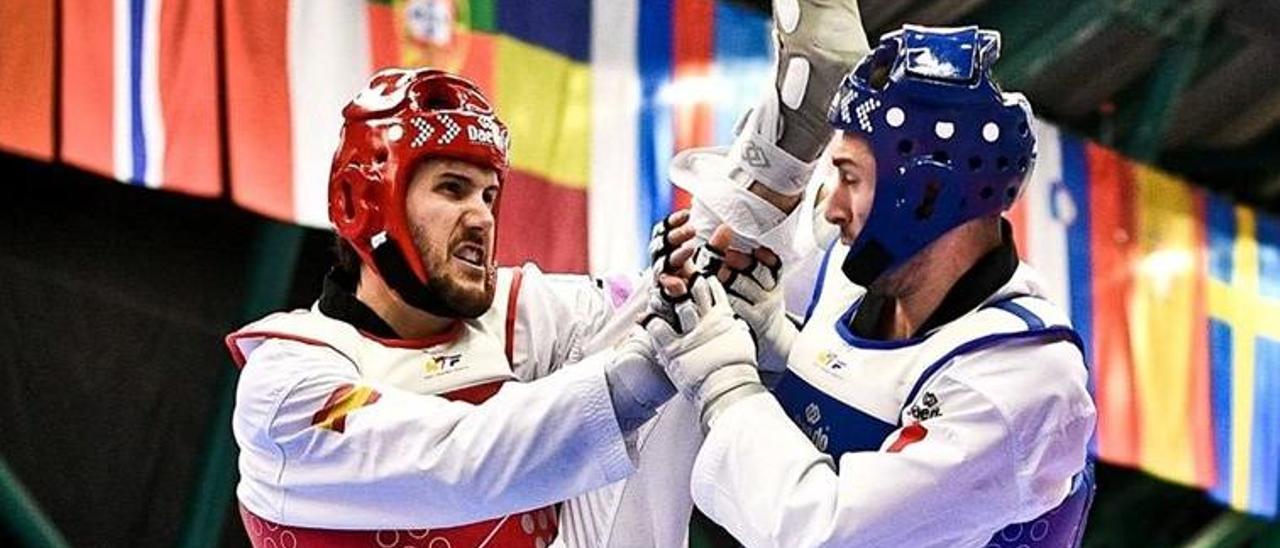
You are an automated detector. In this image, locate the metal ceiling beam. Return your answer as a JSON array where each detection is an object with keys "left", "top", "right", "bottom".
[
  {"left": 902, "top": 0, "right": 990, "bottom": 27},
  {"left": 1122, "top": 0, "right": 1222, "bottom": 161},
  {"left": 968, "top": 0, "right": 1115, "bottom": 88}
]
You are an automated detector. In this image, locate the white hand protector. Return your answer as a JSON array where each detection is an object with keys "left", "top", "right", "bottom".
[
  {"left": 690, "top": 243, "right": 797, "bottom": 375},
  {"left": 642, "top": 275, "right": 764, "bottom": 428},
  {"left": 670, "top": 0, "right": 867, "bottom": 259},
  {"left": 760, "top": 0, "right": 871, "bottom": 177}
]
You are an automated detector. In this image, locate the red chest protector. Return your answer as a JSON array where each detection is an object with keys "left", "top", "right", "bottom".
[{"left": 237, "top": 381, "right": 558, "bottom": 548}]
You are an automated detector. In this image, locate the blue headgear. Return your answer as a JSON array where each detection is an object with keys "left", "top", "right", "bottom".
[{"left": 828, "top": 25, "right": 1035, "bottom": 286}]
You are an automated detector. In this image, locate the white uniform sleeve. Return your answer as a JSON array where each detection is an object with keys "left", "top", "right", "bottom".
[
  {"left": 690, "top": 340, "right": 1094, "bottom": 548},
  {"left": 233, "top": 338, "right": 635, "bottom": 530},
  {"left": 510, "top": 263, "right": 648, "bottom": 380}
]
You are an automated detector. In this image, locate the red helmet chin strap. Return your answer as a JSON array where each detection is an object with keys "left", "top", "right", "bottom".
[{"left": 328, "top": 68, "right": 510, "bottom": 286}]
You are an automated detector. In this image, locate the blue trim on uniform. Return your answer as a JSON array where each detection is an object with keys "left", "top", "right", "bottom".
[
  {"left": 989, "top": 300, "right": 1045, "bottom": 329},
  {"left": 987, "top": 463, "right": 1096, "bottom": 548},
  {"left": 128, "top": 0, "right": 147, "bottom": 185},
  {"left": 833, "top": 300, "right": 935, "bottom": 349},
  {"left": 899, "top": 326, "right": 1085, "bottom": 419},
  {"left": 773, "top": 371, "right": 898, "bottom": 458},
  {"left": 802, "top": 241, "right": 838, "bottom": 325}
]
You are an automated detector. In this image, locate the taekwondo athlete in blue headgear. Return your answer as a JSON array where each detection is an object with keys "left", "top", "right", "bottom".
[{"left": 644, "top": 25, "right": 1097, "bottom": 548}]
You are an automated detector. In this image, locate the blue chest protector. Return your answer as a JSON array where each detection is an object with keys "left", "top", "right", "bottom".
[{"left": 774, "top": 288, "right": 1095, "bottom": 547}]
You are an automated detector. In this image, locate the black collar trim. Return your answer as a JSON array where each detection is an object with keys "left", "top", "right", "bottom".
[
  {"left": 849, "top": 221, "right": 1020, "bottom": 340},
  {"left": 318, "top": 268, "right": 401, "bottom": 339}
]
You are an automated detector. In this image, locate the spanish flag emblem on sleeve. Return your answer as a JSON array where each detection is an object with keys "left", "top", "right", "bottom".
[{"left": 311, "top": 384, "right": 383, "bottom": 434}]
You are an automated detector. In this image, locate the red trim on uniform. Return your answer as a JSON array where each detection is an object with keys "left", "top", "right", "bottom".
[
  {"left": 504, "top": 268, "right": 525, "bottom": 364},
  {"left": 358, "top": 321, "right": 465, "bottom": 349},
  {"left": 442, "top": 380, "right": 505, "bottom": 405},
  {"left": 224, "top": 331, "right": 340, "bottom": 369},
  {"left": 238, "top": 504, "right": 557, "bottom": 548},
  {"left": 887, "top": 423, "right": 928, "bottom": 453}
]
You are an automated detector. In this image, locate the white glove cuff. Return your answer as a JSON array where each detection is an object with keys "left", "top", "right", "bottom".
[
  {"left": 699, "top": 367, "right": 767, "bottom": 430},
  {"left": 671, "top": 147, "right": 809, "bottom": 267},
  {"left": 727, "top": 96, "right": 821, "bottom": 196}
]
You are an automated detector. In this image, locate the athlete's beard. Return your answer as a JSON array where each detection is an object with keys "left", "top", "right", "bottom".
[{"left": 411, "top": 225, "right": 496, "bottom": 319}]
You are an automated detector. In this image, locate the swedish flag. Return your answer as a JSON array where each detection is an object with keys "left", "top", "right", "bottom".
[{"left": 1206, "top": 195, "right": 1280, "bottom": 515}]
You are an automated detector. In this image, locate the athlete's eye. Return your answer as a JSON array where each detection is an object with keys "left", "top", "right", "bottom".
[
  {"left": 438, "top": 180, "right": 465, "bottom": 197},
  {"left": 833, "top": 160, "right": 860, "bottom": 186}
]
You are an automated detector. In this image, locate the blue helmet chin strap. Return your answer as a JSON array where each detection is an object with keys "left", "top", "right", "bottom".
[{"left": 828, "top": 25, "right": 1036, "bottom": 286}]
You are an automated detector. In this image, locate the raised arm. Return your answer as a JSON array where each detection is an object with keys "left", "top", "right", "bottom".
[{"left": 232, "top": 337, "right": 637, "bottom": 529}]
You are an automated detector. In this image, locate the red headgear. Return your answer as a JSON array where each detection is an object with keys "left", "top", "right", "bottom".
[{"left": 329, "top": 68, "right": 510, "bottom": 287}]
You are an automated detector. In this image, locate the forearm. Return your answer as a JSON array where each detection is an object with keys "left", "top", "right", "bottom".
[{"left": 691, "top": 392, "right": 1018, "bottom": 548}]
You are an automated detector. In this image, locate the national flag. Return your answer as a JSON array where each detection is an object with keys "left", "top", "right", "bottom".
[
  {"left": 632, "top": 0, "right": 771, "bottom": 269},
  {"left": 588, "top": 0, "right": 643, "bottom": 274},
  {"left": 1128, "top": 165, "right": 1212, "bottom": 487},
  {"left": 223, "top": 0, "right": 594, "bottom": 272},
  {"left": 1085, "top": 143, "right": 1142, "bottom": 468},
  {"left": 311, "top": 383, "right": 383, "bottom": 433},
  {"left": 1009, "top": 123, "right": 1094, "bottom": 356},
  {"left": 60, "top": 0, "right": 220, "bottom": 195},
  {"left": 1206, "top": 197, "right": 1280, "bottom": 515},
  {"left": 0, "top": 0, "right": 55, "bottom": 160}
]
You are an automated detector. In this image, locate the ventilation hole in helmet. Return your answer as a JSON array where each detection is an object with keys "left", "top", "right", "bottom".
[
  {"left": 374, "top": 148, "right": 389, "bottom": 165},
  {"left": 932, "top": 150, "right": 950, "bottom": 163},
  {"left": 340, "top": 180, "right": 357, "bottom": 221},
  {"left": 1018, "top": 122, "right": 1030, "bottom": 137},
  {"left": 423, "top": 86, "right": 460, "bottom": 110},
  {"left": 897, "top": 139, "right": 914, "bottom": 156},
  {"left": 996, "top": 156, "right": 1010, "bottom": 172},
  {"left": 969, "top": 156, "right": 984, "bottom": 172},
  {"left": 980, "top": 186, "right": 994, "bottom": 200},
  {"left": 869, "top": 61, "right": 892, "bottom": 91},
  {"left": 1017, "top": 156, "right": 1029, "bottom": 173},
  {"left": 914, "top": 179, "right": 942, "bottom": 221},
  {"left": 1006, "top": 186, "right": 1019, "bottom": 200}
]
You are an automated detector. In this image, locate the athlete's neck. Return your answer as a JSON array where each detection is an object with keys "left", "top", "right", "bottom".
[
  {"left": 874, "top": 218, "right": 1003, "bottom": 340},
  {"left": 356, "top": 266, "right": 455, "bottom": 339}
]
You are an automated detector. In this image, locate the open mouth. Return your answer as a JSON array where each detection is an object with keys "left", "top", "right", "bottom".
[{"left": 452, "top": 243, "right": 486, "bottom": 270}]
